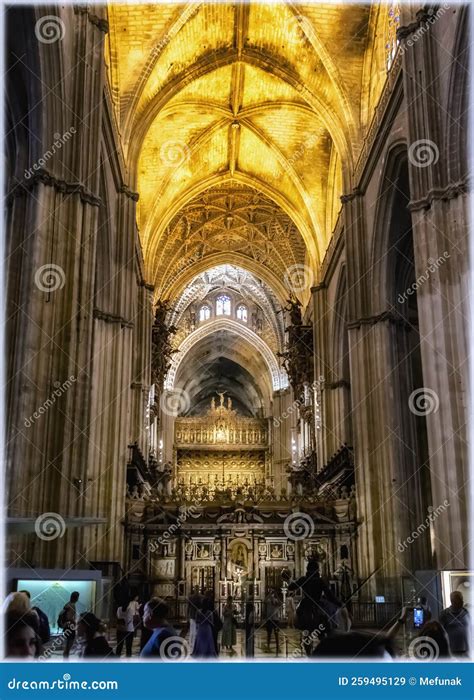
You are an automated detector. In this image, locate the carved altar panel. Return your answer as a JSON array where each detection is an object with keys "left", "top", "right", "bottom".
[
  {"left": 176, "top": 449, "right": 266, "bottom": 486},
  {"left": 175, "top": 396, "right": 268, "bottom": 448}
]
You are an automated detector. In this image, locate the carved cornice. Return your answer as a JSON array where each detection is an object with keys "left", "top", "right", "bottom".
[
  {"left": 340, "top": 189, "right": 362, "bottom": 204},
  {"left": 397, "top": 5, "right": 444, "bottom": 41},
  {"left": 120, "top": 185, "right": 140, "bottom": 202},
  {"left": 93, "top": 307, "right": 134, "bottom": 328},
  {"left": 408, "top": 179, "right": 470, "bottom": 212},
  {"left": 347, "top": 310, "right": 411, "bottom": 330},
  {"left": 7, "top": 169, "right": 102, "bottom": 207},
  {"left": 139, "top": 281, "right": 155, "bottom": 292},
  {"left": 327, "top": 379, "right": 350, "bottom": 391},
  {"left": 75, "top": 6, "right": 109, "bottom": 33}
]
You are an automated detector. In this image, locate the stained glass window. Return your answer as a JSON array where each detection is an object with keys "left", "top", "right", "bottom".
[
  {"left": 236, "top": 304, "right": 248, "bottom": 322},
  {"left": 216, "top": 294, "right": 231, "bottom": 316},
  {"left": 199, "top": 304, "right": 211, "bottom": 322}
]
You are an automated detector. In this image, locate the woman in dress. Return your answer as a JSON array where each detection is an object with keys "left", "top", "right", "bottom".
[
  {"left": 221, "top": 596, "right": 237, "bottom": 654},
  {"left": 192, "top": 598, "right": 218, "bottom": 658}
]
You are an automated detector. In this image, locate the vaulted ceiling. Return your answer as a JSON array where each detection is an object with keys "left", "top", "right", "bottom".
[
  {"left": 106, "top": 2, "right": 391, "bottom": 403},
  {"left": 107, "top": 2, "right": 389, "bottom": 289}
]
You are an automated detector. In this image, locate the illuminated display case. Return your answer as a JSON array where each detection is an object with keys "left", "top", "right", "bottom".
[{"left": 9, "top": 568, "right": 103, "bottom": 634}]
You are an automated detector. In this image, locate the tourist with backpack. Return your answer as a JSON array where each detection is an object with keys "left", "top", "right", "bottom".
[{"left": 19, "top": 590, "right": 50, "bottom": 644}]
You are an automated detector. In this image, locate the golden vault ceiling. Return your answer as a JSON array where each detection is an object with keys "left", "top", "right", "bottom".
[{"left": 106, "top": 1, "right": 390, "bottom": 296}]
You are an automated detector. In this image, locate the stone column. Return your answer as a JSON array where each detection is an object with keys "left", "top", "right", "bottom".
[
  {"left": 6, "top": 7, "right": 109, "bottom": 569},
  {"left": 399, "top": 9, "right": 469, "bottom": 570}
]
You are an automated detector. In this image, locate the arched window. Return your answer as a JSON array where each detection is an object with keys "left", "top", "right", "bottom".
[
  {"left": 216, "top": 294, "right": 231, "bottom": 316},
  {"left": 385, "top": 2, "right": 400, "bottom": 70},
  {"left": 236, "top": 304, "right": 248, "bottom": 322},
  {"left": 199, "top": 305, "right": 211, "bottom": 322}
]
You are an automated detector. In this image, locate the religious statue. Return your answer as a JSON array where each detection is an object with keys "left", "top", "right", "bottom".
[
  {"left": 227, "top": 396, "right": 232, "bottom": 410},
  {"left": 217, "top": 391, "right": 225, "bottom": 407},
  {"left": 285, "top": 297, "right": 302, "bottom": 326},
  {"left": 271, "top": 544, "right": 283, "bottom": 559},
  {"left": 211, "top": 396, "right": 216, "bottom": 411}
]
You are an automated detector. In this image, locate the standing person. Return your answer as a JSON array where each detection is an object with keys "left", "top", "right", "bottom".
[
  {"left": 440, "top": 591, "right": 470, "bottom": 656},
  {"left": 140, "top": 598, "right": 180, "bottom": 658},
  {"left": 77, "top": 613, "right": 115, "bottom": 659},
  {"left": 286, "top": 594, "right": 296, "bottom": 629},
  {"left": 245, "top": 602, "right": 255, "bottom": 658},
  {"left": 192, "top": 598, "right": 218, "bottom": 658},
  {"left": 187, "top": 586, "right": 203, "bottom": 653},
  {"left": 221, "top": 596, "right": 238, "bottom": 655},
  {"left": 264, "top": 590, "right": 281, "bottom": 655},
  {"left": 138, "top": 599, "right": 152, "bottom": 651},
  {"left": 288, "top": 561, "right": 340, "bottom": 655},
  {"left": 116, "top": 597, "right": 135, "bottom": 658},
  {"left": 58, "top": 591, "right": 79, "bottom": 658},
  {"left": 19, "top": 590, "right": 50, "bottom": 644}
]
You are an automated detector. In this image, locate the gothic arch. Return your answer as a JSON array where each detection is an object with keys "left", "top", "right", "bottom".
[
  {"left": 330, "top": 265, "right": 349, "bottom": 383},
  {"left": 165, "top": 319, "right": 287, "bottom": 392},
  {"left": 369, "top": 141, "right": 409, "bottom": 312}
]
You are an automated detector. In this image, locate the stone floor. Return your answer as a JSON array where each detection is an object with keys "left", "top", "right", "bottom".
[{"left": 44, "top": 626, "right": 306, "bottom": 660}]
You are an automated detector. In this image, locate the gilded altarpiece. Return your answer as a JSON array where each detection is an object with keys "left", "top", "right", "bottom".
[{"left": 174, "top": 396, "right": 269, "bottom": 491}]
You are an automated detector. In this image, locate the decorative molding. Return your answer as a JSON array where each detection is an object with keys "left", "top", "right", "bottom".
[
  {"left": 7, "top": 169, "right": 102, "bottom": 207},
  {"left": 120, "top": 184, "right": 140, "bottom": 202},
  {"left": 340, "top": 189, "right": 362, "bottom": 204},
  {"left": 139, "top": 281, "right": 155, "bottom": 292},
  {"left": 347, "top": 310, "right": 411, "bottom": 330},
  {"left": 408, "top": 179, "right": 470, "bottom": 212},
  {"left": 93, "top": 307, "right": 134, "bottom": 328},
  {"left": 327, "top": 379, "right": 350, "bottom": 391},
  {"left": 75, "top": 6, "right": 109, "bottom": 33},
  {"left": 397, "top": 6, "right": 443, "bottom": 41}
]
